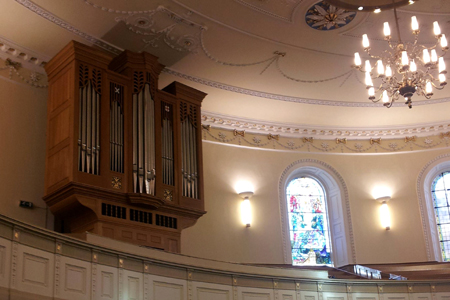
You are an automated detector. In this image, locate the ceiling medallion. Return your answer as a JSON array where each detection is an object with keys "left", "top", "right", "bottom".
[
  {"left": 305, "top": 1, "right": 356, "bottom": 31},
  {"left": 353, "top": 8, "right": 448, "bottom": 108}
]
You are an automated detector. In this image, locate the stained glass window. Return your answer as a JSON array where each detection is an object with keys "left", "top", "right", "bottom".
[
  {"left": 431, "top": 171, "right": 450, "bottom": 261},
  {"left": 286, "top": 177, "right": 332, "bottom": 265}
]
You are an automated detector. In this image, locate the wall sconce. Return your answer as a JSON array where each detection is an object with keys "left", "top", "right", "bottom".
[
  {"left": 239, "top": 191, "right": 253, "bottom": 227},
  {"left": 376, "top": 196, "right": 391, "bottom": 230}
]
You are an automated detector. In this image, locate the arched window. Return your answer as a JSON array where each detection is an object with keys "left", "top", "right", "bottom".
[
  {"left": 417, "top": 155, "right": 450, "bottom": 261},
  {"left": 286, "top": 177, "right": 332, "bottom": 265},
  {"left": 279, "top": 160, "right": 356, "bottom": 267},
  {"left": 431, "top": 172, "right": 450, "bottom": 261}
]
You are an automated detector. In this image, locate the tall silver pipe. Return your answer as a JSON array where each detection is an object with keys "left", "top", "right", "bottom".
[
  {"left": 78, "top": 87, "right": 83, "bottom": 172},
  {"left": 193, "top": 125, "right": 197, "bottom": 199},
  {"left": 132, "top": 94, "right": 138, "bottom": 192},
  {"left": 86, "top": 82, "right": 92, "bottom": 174},
  {"left": 138, "top": 89, "right": 144, "bottom": 193}
]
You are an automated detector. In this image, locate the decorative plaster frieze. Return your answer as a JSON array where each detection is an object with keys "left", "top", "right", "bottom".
[
  {"left": 0, "top": 58, "right": 48, "bottom": 88},
  {"left": 203, "top": 126, "right": 450, "bottom": 154},
  {"left": 0, "top": 35, "right": 49, "bottom": 72},
  {"left": 201, "top": 111, "right": 450, "bottom": 139}
]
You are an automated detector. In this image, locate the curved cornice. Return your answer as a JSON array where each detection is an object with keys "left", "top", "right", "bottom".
[{"left": 201, "top": 111, "right": 450, "bottom": 139}]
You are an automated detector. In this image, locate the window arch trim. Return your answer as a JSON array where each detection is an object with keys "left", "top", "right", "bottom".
[
  {"left": 417, "top": 153, "right": 450, "bottom": 261},
  {"left": 278, "top": 159, "right": 356, "bottom": 266}
]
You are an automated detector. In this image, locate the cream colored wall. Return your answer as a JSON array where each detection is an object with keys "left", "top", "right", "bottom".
[
  {"left": 181, "top": 141, "right": 450, "bottom": 265},
  {"left": 0, "top": 76, "right": 50, "bottom": 228}
]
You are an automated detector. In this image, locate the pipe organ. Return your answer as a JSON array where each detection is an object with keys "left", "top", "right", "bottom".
[{"left": 43, "top": 41, "right": 206, "bottom": 253}]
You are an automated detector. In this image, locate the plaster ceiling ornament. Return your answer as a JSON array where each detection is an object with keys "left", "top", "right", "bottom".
[
  {"left": 305, "top": 1, "right": 356, "bottom": 31},
  {"left": 114, "top": 6, "right": 204, "bottom": 53}
]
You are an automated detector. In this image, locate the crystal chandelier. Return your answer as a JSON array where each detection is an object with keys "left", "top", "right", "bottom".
[{"left": 352, "top": 8, "right": 448, "bottom": 108}]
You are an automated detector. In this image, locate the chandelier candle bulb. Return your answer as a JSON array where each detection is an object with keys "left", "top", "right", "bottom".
[
  {"left": 431, "top": 49, "right": 438, "bottom": 62},
  {"left": 434, "top": 21, "right": 441, "bottom": 36},
  {"left": 439, "top": 57, "right": 446, "bottom": 74},
  {"left": 441, "top": 34, "right": 448, "bottom": 49},
  {"left": 354, "top": 53, "right": 361, "bottom": 66},
  {"left": 377, "top": 60, "right": 384, "bottom": 76},
  {"left": 423, "top": 49, "right": 431, "bottom": 65},
  {"left": 410, "top": 60, "right": 417, "bottom": 72},
  {"left": 385, "top": 65, "right": 392, "bottom": 77},
  {"left": 362, "top": 34, "right": 370, "bottom": 49},
  {"left": 439, "top": 73, "right": 447, "bottom": 85},
  {"left": 382, "top": 90, "right": 389, "bottom": 103},
  {"left": 411, "top": 16, "right": 419, "bottom": 32},
  {"left": 426, "top": 81, "right": 433, "bottom": 95},
  {"left": 365, "top": 60, "right": 372, "bottom": 72},
  {"left": 401, "top": 51, "right": 409, "bottom": 66},
  {"left": 383, "top": 22, "right": 391, "bottom": 37},
  {"left": 365, "top": 72, "right": 373, "bottom": 87},
  {"left": 368, "top": 87, "right": 375, "bottom": 99}
]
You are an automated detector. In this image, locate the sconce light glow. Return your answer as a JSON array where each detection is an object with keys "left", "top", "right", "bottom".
[
  {"left": 235, "top": 181, "right": 254, "bottom": 194},
  {"left": 241, "top": 198, "right": 252, "bottom": 227},
  {"left": 372, "top": 186, "right": 392, "bottom": 200},
  {"left": 239, "top": 191, "right": 253, "bottom": 227},
  {"left": 380, "top": 202, "right": 391, "bottom": 230}
]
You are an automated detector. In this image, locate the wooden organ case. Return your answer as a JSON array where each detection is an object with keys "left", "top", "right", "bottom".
[{"left": 43, "top": 41, "right": 206, "bottom": 253}]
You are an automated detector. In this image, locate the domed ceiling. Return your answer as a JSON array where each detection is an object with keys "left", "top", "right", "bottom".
[{"left": 2, "top": 0, "right": 450, "bottom": 135}]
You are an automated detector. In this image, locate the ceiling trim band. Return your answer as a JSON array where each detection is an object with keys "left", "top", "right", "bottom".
[{"left": 201, "top": 111, "right": 450, "bottom": 139}]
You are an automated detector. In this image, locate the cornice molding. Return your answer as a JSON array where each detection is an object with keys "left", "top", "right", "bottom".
[
  {"left": 0, "top": 35, "right": 49, "bottom": 73},
  {"left": 202, "top": 111, "right": 450, "bottom": 139}
]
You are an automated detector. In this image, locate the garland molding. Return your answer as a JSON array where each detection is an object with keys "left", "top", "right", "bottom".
[{"left": 201, "top": 123, "right": 450, "bottom": 154}]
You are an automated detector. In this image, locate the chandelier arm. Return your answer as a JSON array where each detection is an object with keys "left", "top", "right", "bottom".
[{"left": 431, "top": 81, "right": 446, "bottom": 90}]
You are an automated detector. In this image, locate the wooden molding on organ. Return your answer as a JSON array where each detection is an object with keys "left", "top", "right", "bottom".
[{"left": 43, "top": 41, "right": 207, "bottom": 253}]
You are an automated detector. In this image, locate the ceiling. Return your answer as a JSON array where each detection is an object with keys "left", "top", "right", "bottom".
[{"left": 2, "top": 0, "right": 450, "bottom": 132}]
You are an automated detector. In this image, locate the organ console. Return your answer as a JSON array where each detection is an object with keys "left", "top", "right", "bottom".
[{"left": 43, "top": 41, "right": 206, "bottom": 253}]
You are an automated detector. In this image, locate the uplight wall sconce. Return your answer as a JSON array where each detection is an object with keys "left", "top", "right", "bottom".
[
  {"left": 239, "top": 191, "right": 253, "bottom": 227},
  {"left": 376, "top": 196, "right": 391, "bottom": 230}
]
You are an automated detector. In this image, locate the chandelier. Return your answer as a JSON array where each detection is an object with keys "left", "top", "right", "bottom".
[{"left": 352, "top": 8, "right": 448, "bottom": 108}]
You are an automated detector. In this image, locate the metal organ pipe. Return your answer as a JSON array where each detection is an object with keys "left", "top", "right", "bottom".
[
  {"left": 162, "top": 102, "right": 174, "bottom": 186},
  {"left": 110, "top": 82, "right": 124, "bottom": 173},
  {"left": 132, "top": 79, "right": 156, "bottom": 195},
  {"left": 78, "top": 69, "right": 100, "bottom": 176}
]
